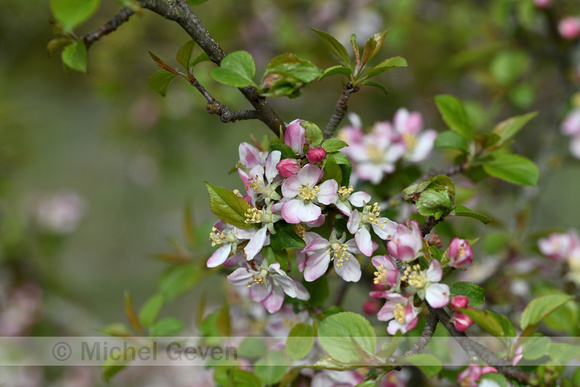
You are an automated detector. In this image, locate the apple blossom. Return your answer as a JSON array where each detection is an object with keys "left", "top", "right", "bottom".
[
  {"left": 387, "top": 220, "right": 423, "bottom": 262},
  {"left": 363, "top": 299, "right": 381, "bottom": 315},
  {"left": 243, "top": 203, "right": 282, "bottom": 260},
  {"left": 311, "top": 370, "right": 364, "bottom": 387},
  {"left": 302, "top": 232, "right": 362, "bottom": 282},
  {"left": 373, "top": 292, "right": 421, "bottom": 335},
  {"left": 284, "top": 119, "right": 306, "bottom": 155},
  {"left": 227, "top": 257, "right": 309, "bottom": 313},
  {"left": 307, "top": 147, "right": 326, "bottom": 164},
  {"left": 239, "top": 150, "right": 283, "bottom": 205},
  {"left": 392, "top": 108, "right": 437, "bottom": 163},
  {"left": 450, "top": 295, "right": 469, "bottom": 309},
  {"left": 334, "top": 185, "right": 371, "bottom": 216},
  {"left": 276, "top": 158, "right": 301, "bottom": 177},
  {"left": 207, "top": 221, "right": 243, "bottom": 267},
  {"left": 371, "top": 255, "right": 401, "bottom": 291},
  {"left": 238, "top": 142, "right": 267, "bottom": 170},
  {"left": 347, "top": 202, "right": 397, "bottom": 256},
  {"left": 448, "top": 238, "right": 474, "bottom": 268},
  {"left": 457, "top": 364, "right": 498, "bottom": 387},
  {"left": 538, "top": 231, "right": 579, "bottom": 261},
  {"left": 281, "top": 164, "right": 338, "bottom": 224},
  {"left": 559, "top": 17, "right": 580, "bottom": 40},
  {"left": 453, "top": 312, "right": 474, "bottom": 332},
  {"left": 401, "top": 260, "right": 450, "bottom": 308}
]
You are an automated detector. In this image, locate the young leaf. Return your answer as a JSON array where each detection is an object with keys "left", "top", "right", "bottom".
[
  {"left": 401, "top": 354, "right": 442, "bottom": 378},
  {"left": 158, "top": 264, "right": 200, "bottom": 302},
  {"left": 322, "top": 138, "right": 349, "bottom": 152},
  {"left": 176, "top": 40, "right": 196, "bottom": 70},
  {"left": 365, "top": 56, "right": 408, "bottom": 77},
  {"left": 238, "top": 337, "right": 268, "bottom": 359},
  {"left": 204, "top": 181, "right": 253, "bottom": 229},
  {"left": 458, "top": 308, "right": 515, "bottom": 337},
  {"left": 483, "top": 153, "right": 539, "bottom": 186},
  {"left": 210, "top": 51, "right": 257, "bottom": 88},
  {"left": 312, "top": 28, "right": 351, "bottom": 65},
  {"left": 149, "top": 70, "right": 177, "bottom": 96},
  {"left": 491, "top": 112, "right": 537, "bottom": 148},
  {"left": 433, "top": 130, "right": 468, "bottom": 153},
  {"left": 102, "top": 347, "right": 132, "bottom": 382},
  {"left": 61, "top": 39, "right": 87, "bottom": 73},
  {"left": 321, "top": 153, "right": 342, "bottom": 185},
  {"left": 190, "top": 52, "right": 210, "bottom": 68},
  {"left": 50, "top": 0, "right": 100, "bottom": 32},
  {"left": 361, "top": 29, "right": 389, "bottom": 67},
  {"left": 47, "top": 37, "right": 73, "bottom": 56},
  {"left": 254, "top": 352, "right": 287, "bottom": 385},
  {"left": 318, "top": 312, "right": 376, "bottom": 363},
  {"left": 149, "top": 51, "right": 180, "bottom": 75},
  {"left": 150, "top": 317, "right": 184, "bottom": 336},
  {"left": 451, "top": 205, "right": 491, "bottom": 225},
  {"left": 434, "top": 95, "right": 474, "bottom": 140},
  {"left": 319, "top": 65, "right": 352, "bottom": 81},
  {"left": 263, "top": 53, "right": 322, "bottom": 83},
  {"left": 270, "top": 223, "right": 306, "bottom": 251},
  {"left": 360, "top": 80, "right": 388, "bottom": 94},
  {"left": 124, "top": 291, "right": 144, "bottom": 335},
  {"left": 520, "top": 294, "right": 575, "bottom": 330},
  {"left": 301, "top": 121, "right": 323, "bottom": 146},
  {"left": 450, "top": 282, "right": 485, "bottom": 307},
  {"left": 286, "top": 323, "right": 315, "bottom": 360},
  {"left": 138, "top": 294, "right": 164, "bottom": 328},
  {"left": 351, "top": 34, "right": 360, "bottom": 70}
]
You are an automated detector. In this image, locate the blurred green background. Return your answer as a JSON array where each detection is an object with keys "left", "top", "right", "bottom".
[{"left": 1, "top": 0, "right": 580, "bottom": 384}]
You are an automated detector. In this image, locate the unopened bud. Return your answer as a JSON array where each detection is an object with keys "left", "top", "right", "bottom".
[
  {"left": 307, "top": 148, "right": 327, "bottom": 164},
  {"left": 276, "top": 159, "right": 301, "bottom": 178}
]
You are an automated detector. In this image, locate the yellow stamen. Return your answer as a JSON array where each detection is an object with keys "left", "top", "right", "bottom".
[{"left": 298, "top": 184, "right": 320, "bottom": 201}]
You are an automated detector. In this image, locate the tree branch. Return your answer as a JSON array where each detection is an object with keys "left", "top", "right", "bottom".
[
  {"left": 80, "top": 8, "right": 135, "bottom": 49},
  {"left": 323, "top": 82, "right": 360, "bottom": 140},
  {"left": 137, "top": 0, "right": 285, "bottom": 135},
  {"left": 403, "top": 312, "right": 439, "bottom": 357},
  {"left": 419, "top": 216, "right": 444, "bottom": 237}
]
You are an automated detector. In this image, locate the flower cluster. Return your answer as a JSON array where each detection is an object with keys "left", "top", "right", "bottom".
[
  {"left": 338, "top": 108, "right": 437, "bottom": 184},
  {"left": 538, "top": 229, "right": 580, "bottom": 285},
  {"left": 449, "top": 295, "right": 475, "bottom": 333},
  {"left": 560, "top": 107, "right": 580, "bottom": 159}
]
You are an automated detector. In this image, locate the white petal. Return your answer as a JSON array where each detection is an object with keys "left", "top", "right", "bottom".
[
  {"left": 317, "top": 179, "right": 338, "bottom": 205},
  {"left": 207, "top": 245, "right": 232, "bottom": 268},
  {"left": 244, "top": 227, "right": 268, "bottom": 260},
  {"left": 263, "top": 285, "right": 285, "bottom": 313},
  {"left": 334, "top": 255, "right": 361, "bottom": 282},
  {"left": 425, "top": 283, "right": 450, "bottom": 308}
]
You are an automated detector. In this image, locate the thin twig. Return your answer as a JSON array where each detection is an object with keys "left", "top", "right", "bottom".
[
  {"left": 403, "top": 312, "right": 439, "bottom": 357},
  {"left": 80, "top": 8, "right": 135, "bottom": 49},
  {"left": 323, "top": 82, "right": 360, "bottom": 140},
  {"left": 419, "top": 216, "right": 444, "bottom": 237}
]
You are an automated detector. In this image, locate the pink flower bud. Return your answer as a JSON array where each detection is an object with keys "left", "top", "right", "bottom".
[
  {"left": 448, "top": 238, "right": 473, "bottom": 268},
  {"left": 450, "top": 295, "right": 469, "bottom": 309},
  {"left": 307, "top": 148, "right": 327, "bottom": 164},
  {"left": 276, "top": 159, "right": 301, "bottom": 178},
  {"left": 362, "top": 299, "right": 381, "bottom": 315},
  {"left": 559, "top": 17, "right": 580, "bottom": 40},
  {"left": 453, "top": 312, "right": 474, "bottom": 332},
  {"left": 284, "top": 119, "right": 306, "bottom": 155},
  {"left": 533, "top": 0, "right": 551, "bottom": 9}
]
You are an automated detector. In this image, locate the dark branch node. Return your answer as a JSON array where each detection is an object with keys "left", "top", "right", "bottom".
[{"left": 80, "top": 8, "right": 135, "bottom": 49}]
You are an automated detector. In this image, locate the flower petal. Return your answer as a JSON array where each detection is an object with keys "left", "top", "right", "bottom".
[
  {"left": 244, "top": 227, "right": 268, "bottom": 260},
  {"left": 207, "top": 245, "right": 232, "bottom": 268},
  {"left": 317, "top": 179, "right": 338, "bottom": 205},
  {"left": 334, "top": 255, "right": 362, "bottom": 282},
  {"left": 425, "top": 283, "right": 450, "bottom": 308},
  {"left": 250, "top": 282, "right": 273, "bottom": 302},
  {"left": 355, "top": 227, "right": 373, "bottom": 257},
  {"left": 226, "top": 267, "right": 253, "bottom": 285},
  {"left": 304, "top": 250, "right": 330, "bottom": 282},
  {"left": 262, "top": 285, "right": 285, "bottom": 313}
]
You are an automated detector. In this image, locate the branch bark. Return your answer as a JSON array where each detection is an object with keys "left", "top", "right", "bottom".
[
  {"left": 323, "top": 82, "right": 360, "bottom": 140},
  {"left": 80, "top": 8, "right": 135, "bottom": 48}
]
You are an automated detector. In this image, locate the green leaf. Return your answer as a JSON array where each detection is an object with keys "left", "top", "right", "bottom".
[
  {"left": 520, "top": 294, "right": 574, "bottom": 330},
  {"left": 50, "top": 0, "right": 100, "bottom": 32},
  {"left": 204, "top": 181, "right": 252, "bottom": 229},
  {"left": 361, "top": 29, "right": 389, "bottom": 67},
  {"left": 61, "top": 39, "right": 87, "bottom": 73},
  {"left": 218, "top": 302, "right": 231, "bottom": 337},
  {"left": 270, "top": 223, "right": 306, "bottom": 251},
  {"left": 99, "top": 323, "right": 133, "bottom": 337},
  {"left": 434, "top": 95, "right": 474, "bottom": 140},
  {"left": 491, "top": 112, "right": 537, "bottom": 148},
  {"left": 319, "top": 65, "right": 352, "bottom": 81},
  {"left": 254, "top": 352, "right": 287, "bottom": 385},
  {"left": 401, "top": 354, "right": 442, "bottom": 378},
  {"left": 138, "top": 294, "right": 164, "bottom": 328},
  {"left": 210, "top": 51, "right": 257, "bottom": 88},
  {"left": 238, "top": 337, "right": 267, "bottom": 359},
  {"left": 176, "top": 40, "right": 196, "bottom": 70},
  {"left": 102, "top": 346, "right": 133, "bottom": 382},
  {"left": 149, "top": 70, "right": 177, "bottom": 96},
  {"left": 158, "top": 264, "right": 200, "bottom": 302},
  {"left": 215, "top": 369, "right": 263, "bottom": 387},
  {"left": 47, "top": 37, "right": 73, "bottom": 56},
  {"left": 548, "top": 343, "right": 580, "bottom": 364},
  {"left": 150, "top": 317, "right": 184, "bottom": 336},
  {"left": 434, "top": 130, "right": 468, "bottom": 153},
  {"left": 312, "top": 28, "right": 351, "bottom": 65},
  {"left": 321, "top": 153, "right": 342, "bottom": 186},
  {"left": 303, "top": 276, "right": 329, "bottom": 307},
  {"left": 286, "top": 323, "right": 315, "bottom": 360},
  {"left": 483, "top": 153, "right": 539, "bottom": 186},
  {"left": 490, "top": 49, "right": 530, "bottom": 85},
  {"left": 451, "top": 205, "right": 491, "bottom": 225},
  {"left": 365, "top": 56, "right": 408, "bottom": 77},
  {"left": 521, "top": 335, "right": 551, "bottom": 360},
  {"left": 322, "top": 138, "right": 349, "bottom": 152},
  {"left": 360, "top": 80, "right": 388, "bottom": 94},
  {"left": 318, "top": 312, "right": 376, "bottom": 363},
  {"left": 301, "top": 121, "right": 323, "bottom": 146},
  {"left": 450, "top": 282, "right": 485, "bottom": 307},
  {"left": 190, "top": 52, "right": 210, "bottom": 68},
  {"left": 459, "top": 308, "right": 515, "bottom": 338},
  {"left": 480, "top": 372, "right": 508, "bottom": 387},
  {"left": 263, "top": 53, "right": 322, "bottom": 83}
]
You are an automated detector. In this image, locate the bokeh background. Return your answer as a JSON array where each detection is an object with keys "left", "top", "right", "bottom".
[{"left": 1, "top": 0, "right": 580, "bottom": 385}]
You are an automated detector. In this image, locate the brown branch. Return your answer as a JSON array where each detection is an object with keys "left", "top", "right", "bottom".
[
  {"left": 137, "top": 0, "right": 285, "bottom": 135},
  {"left": 80, "top": 8, "right": 135, "bottom": 49},
  {"left": 420, "top": 216, "right": 444, "bottom": 237},
  {"left": 403, "top": 312, "right": 439, "bottom": 357},
  {"left": 323, "top": 82, "right": 360, "bottom": 140}
]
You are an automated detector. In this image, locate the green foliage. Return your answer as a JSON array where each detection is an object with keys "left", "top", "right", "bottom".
[
  {"left": 301, "top": 121, "right": 323, "bottom": 147},
  {"left": 403, "top": 175, "right": 456, "bottom": 219},
  {"left": 483, "top": 153, "right": 539, "bottom": 186},
  {"left": 322, "top": 138, "right": 348, "bottom": 153},
  {"left": 50, "top": 0, "right": 100, "bottom": 32},
  {"left": 61, "top": 39, "right": 87, "bottom": 73},
  {"left": 490, "top": 112, "right": 538, "bottom": 148},
  {"left": 210, "top": 51, "right": 257, "bottom": 88},
  {"left": 312, "top": 28, "right": 351, "bottom": 65},
  {"left": 480, "top": 372, "right": 508, "bottom": 387},
  {"left": 149, "top": 71, "right": 177, "bottom": 97},
  {"left": 102, "top": 346, "right": 133, "bottom": 382},
  {"left": 365, "top": 56, "right": 408, "bottom": 77},
  {"left": 451, "top": 205, "right": 491, "bottom": 225},
  {"left": 286, "top": 323, "right": 315, "bottom": 360},
  {"left": 321, "top": 153, "right": 343, "bottom": 185},
  {"left": 400, "top": 354, "right": 442, "bottom": 378},
  {"left": 318, "top": 312, "right": 376, "bottom": 363},
  {"left": 459, "top": 308, "right": 516, "bottom": 338},
  {"left": 450, "top": 282, "right": 485, "bottom": 307},
  {"left": 254, "top": 352, "right": 287, "bottom": 384},
  {"left": 520, "top": 294, "right": 575, "bottom": 331},
  {"left": 434, "top": 95, "right": 474, "bottom": 140},
  {"left": 138, "top": 294, "right": 164, "bottom": 328},
  {"left": 270, "top": 223, "right": 306, "bottom": 251},
  {"left": 259, "top": 53, "right": 322, "bottom": 98},
  {"left": 521, "top": 335, "right": 551, "bottom": 361},
  {"left": 434, "top": 130, "right": 468, "bottom": 153},
  {"left": 238, "top": 337, "right": 267, "bottom": 359},
  {"left": 214, "top": 368, "right": 263, "bottom": 387},
  {"left": 158, "top": 264, "right": 201, "bottom": 302},
  {"left": 303, "top": 275, "right": 329, "bottom": 307},
  {"left": 150, "top": 317, "right": 184, "bottom": 336},
  {"left": 204, "top": 181, "right": 253, "bottom": 229}
]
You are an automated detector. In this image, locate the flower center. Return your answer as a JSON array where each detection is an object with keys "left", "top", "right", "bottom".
[
  {"left": 249, "top": 268, "right": 270, "bottom": 288},
  {"left": 209, "top": 227, "right": 235, "bottom": 246},
  {"left": 393, "top": 302, "right": 406, "bottom": 323},
  {"left": 298, "top": 184, "right": 320, "bottom": 201},
  {"left": 373, "top": 264, "right": 387, "bottom": 285},
  {"left": 362, "top": 202, "right": 390, "bottom": 230},
  {"left": 327, "top": 241, "right": 350, "bottom": 267},
  {"left": 338, "top": 185, "right": 354, "bottom": 201},
  {"left": 248, "top": 175, "right": 263, "bottom": 191},
  {"left": 401, "top": 264, "right": 427, "bottom": 288},
  {"left": 245, "top": 207, "right": 262, "bottom": 224},
  {"left": 294, "top": 224, "right": 305, "bottom": 239},
  {"left": 366, "top": 143, "right": 383, "bottom": 163},
  {"left": 403, "top": 132, "right": 418, "bottom": 149}
]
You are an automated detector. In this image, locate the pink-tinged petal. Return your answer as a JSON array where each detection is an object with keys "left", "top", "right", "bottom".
[
  {"left": 356, "top": 164, "right": 384, "bottom": 184},
  {"left": 335, "top": 200, "right": 352, "bottom": 216},
  {"left": 263, "top": 285, "right": 285, "bottom": 313},
  {"left": 369, "top": 290, "right": 390, "bottom": 299},
  {"left": 244, "top": 227, "right": 267, "bottom": 261},
  {"left": 334, "top": 255, "right": 361, "bottom": 282},
  {"left": 284, "top": 119, "right": 306, "bottom": 155},
  {"left": 304, "top": 251, "right": 331, "bottom": 282},
  {"left": 372, "top": 218, "right": 398, "bottom": 240},
  {"left": 236, "top": 227, "right": 256, "bottom": 240},
  {"left": 295, "top": 251, "right": 306, "bottom": 272},
  {"left": 207, "top": 245, "right": 232, "bottom": 268},
  {"left": 562, "top": 110, "right": 580, "bottom": 136},
  {"left": 394, "top": 108, "right": 410, "bottom": 132},
  {"left": 281, "top": 175, "right": 301, "bottom": 198},
  {"left": 407, "top": 129, "right": 436, "bottom": 162},
  {"left": 377, "top": 301, "right": 395, "bottom": 321},
  {"left": 570, "top": 136, "right": 580, "bottom": 159},
  {"left": 426, "top": 283, "right": 450, "bottom": 308},
  {"left": 306, "top": 214, "right": 326, "bottom": 227},
  {"left": 270, "top": 271, "right": 298, "bottom": 298},
  {"left": 265, "top": 151, "right": 281, "bottom": 183},
  {"left": 303, "top": 237, "right": 330, "bottom": 253},
  {"left": 227, "top": 267, "right": 253, "bottom": 285},
  {"left": 281, "top": 200, "right": 304, "bottom": 224},
  {"left": 372, "top": 255, "right": 397, "bottom": 271},
  {"left": 295, "top": 281, "right": 310, "bottom": 301},
  {"left": 355, "top": 227, "right": 373, "bottom": 256},
  {"left": 453, "top": 312, "right": 474, "bottom": 332},
  {"left": 277, "top": 159, "right": 301, "bottom": 178},
  {"left": 450, "top": 295, "right": 469, "bottom": 309},
  {"left": 250, "top": 282, "right": 273, "bottom": 302},
  {"left": 297, "top": 201, "right": 322, "bottom": 223},
  {"left": 317, "top": 179, "right": 338, "bottom": 205},
  {"left": 297, "top": 164, "right": 324, "bottom": 186},
  {"left": 239, "top": 142, "right": 263, "bottom": 169},
  {"left": 386, "top": 320, "right": 404, "bottom": 335},
  {"left": 347, "top": 209, "right": 362, "bottom": 234},
  {"left": 238, "top": 169, "right": 251, "bottom": 192},
  {"left": 426, "top": 260, "right": 443, "bottom": 282},
  {"left": 349, "top": 191, "right": 371, "bottom": 207},
  {"left": 345, "top": 238, "right": 361, "bottom": 254}
]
